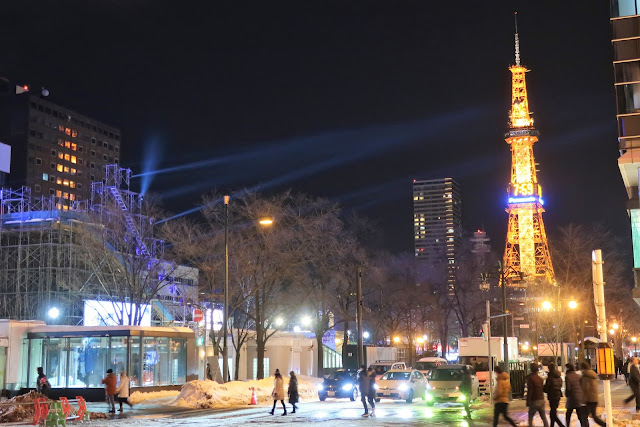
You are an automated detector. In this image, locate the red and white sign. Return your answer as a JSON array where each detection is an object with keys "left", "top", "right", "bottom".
[{"left": 193, "top": 308, "right": 204, "bottom": 323}]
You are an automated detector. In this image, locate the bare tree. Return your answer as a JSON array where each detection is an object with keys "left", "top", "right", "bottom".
[{"left": 74, "top": 198, "right": 182, "bottom": 325}]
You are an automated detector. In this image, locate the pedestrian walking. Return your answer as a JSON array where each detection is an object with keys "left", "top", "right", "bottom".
[
  {"left": 543, "top": 363, "right": 564, "bottom": 427},
  {"left": 526, "top": 363, "right": 550, "bottom": 427},
  {"left": 460, "top": 367, "right": 472, "bottom": 419},
  {"left": 367, "top": 367, "right": 377, "bottom": 418},
  {"left": 269, "top": 369, "right": 287, "bottom": 416},
  {"left": 36, "top": 367, "right": 51, "bottom": 397},
  {"left": 624, "top": 358, "right": 631, "bottom": 385},
  {"left": 564, "top": 364, "right": 587, "bottom": 427},
  {"left": 579, "top": 362, "right": 606, "bottom": 426},
  {"left": 492, "top": 366, "right": 517, "bottom": 427},
  {"left": 616, "top": 357, "right": 623, "bottom": 379},
  {"left": 358, "top": 365, "right": 371, "bottom": 417},
  {"left": 288, "top": 371, "right": 299, "bottom": 413},
  {"left": 624, "top": 357, "right": 640, "bottom": 411},
  {"left": 101, "top": 369, "right": 117, "bottom": 413},
  {"left": 115, "top": 371, "right": 134, "bottom": 412}
]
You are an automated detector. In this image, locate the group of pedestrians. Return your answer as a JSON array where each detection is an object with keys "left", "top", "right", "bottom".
[
  {"left": 269, "top": 369, "right": 298, "bottom": 416},
  {"left": 101, "top": 369, "right": 134, "bottom": 413},
  {"left": 520, "top": 362, "right": 606, "bottom": 427}
]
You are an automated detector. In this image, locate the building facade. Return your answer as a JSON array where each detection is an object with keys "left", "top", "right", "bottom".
[
  {"left": 412, "top": 178, "right": 461, "bottom": 286},
  {"left": 0, "top": 89, "right": 120, "bottom": 209},
  {"left": 610, "top": 2, "right": 640, "bottom": 298}
]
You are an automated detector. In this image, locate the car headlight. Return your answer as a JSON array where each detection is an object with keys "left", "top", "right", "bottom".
[
  {"left": 373, "top": 384, "right": 379, "bottom": 389},
  {"left": 426, "top": 392, "right": 433, "bottom": 401},
  {"left": 317, "top": 384, "right": 324, "bottom": 391},
  {"left": 458, "top": 394, "right": 466, "bottom": 402},
  {"left": 342, "top": 383, "right": 353, "bottom": 391},
  {"left": 398, "top": 384, "right": 408, "bottom": 391}
]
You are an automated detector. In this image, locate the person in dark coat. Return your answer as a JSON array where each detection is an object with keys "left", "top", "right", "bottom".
[
  {"left": 580, "top": 362, "right": 606, "bottom": 426},
  {"left": 36, "top": 367, "right": 50, "bottom": 397},
  {"left": 624, "top": 358, "right": 631, "bottom": 385},
  {"left": 288, "top": 371, "right": 299, "bottom": 413},
  {"left": 527, "top": 363, "right": 549, "bottom": 427},
  {"left": 564, "top": 364, "right": 587, "bottom": 427},
  {"left": 543, "top": 363, "right": 564, "bottom": 427},
  {"left": 624, "top": 357, "right": 640, "bottom": 411},
  {"left": 460, "top": 368, "right": 472, "bottom": 418},
  {"left": 367, "top": 367, "right": 377, "bottom": 417},
  {"left": 358, "top": 365, "right": 371, "bottom": 417}
]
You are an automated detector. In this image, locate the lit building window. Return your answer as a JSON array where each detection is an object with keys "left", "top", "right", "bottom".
[
  {"left": 65, "top": 141, "right": 71, "bottom": 148},
  {"left": 42, "top": 173, "right": 48, "bottom": 181},
  {"left": 56, "top": 178, "right": 62, "bottom": 185},
  {"left": 63, "top": 180, "right": 69, "bottom": 187},
  {"left": 56, "top": 190, "right": 62, "bottom": 198},
  {"left": 64, "top": 154, "right": 70, "bottom": 161},
  {"left": 72, "top": 130, "right": 78, "bottom": 138},
  {"left": 58, "top": 153, "right": 63, "bottom": 160},
  {"left": 57, "top": 164, "right": 63, "bottom": 172},
  {"left": 64, "top": 166, "right": 69, "bottom": 173},
  {"left": 70, "top": 181, "right": 75, "bottom": 189},
  {"left": 71, "top": 143, "right": 77, "bottom": 151},
  {"left": 71, "top": 156, "right": 77, "bottom": 164},
  {"left": 71, "top": 168, "right": 76, "bottom": 175},
  {"left": 69, "top": 194, "right": 75, "bottom": 201},
  {"left": 65, "top": 128, "right": 71, "bottom": 135},
  {"left": 63, "top": 192, "right": 69, "bottom": 199}
]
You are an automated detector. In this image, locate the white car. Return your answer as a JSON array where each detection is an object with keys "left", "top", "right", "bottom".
[
  {"left": 374, "top": 369, "right": 427, "bottom": 403},
  {"left": 369, "top": 361, "right": 407, "bottom": 381},
  {"left": 414, "top": 357, "right": 448, "bottom": 377}
]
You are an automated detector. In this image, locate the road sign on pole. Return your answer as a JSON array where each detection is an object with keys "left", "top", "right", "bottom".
[{"left": 193, "top": 308, "right": 204, "bottom": 323}]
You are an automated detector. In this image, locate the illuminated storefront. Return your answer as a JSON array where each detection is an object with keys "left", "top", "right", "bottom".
[{"left": 24, "top": 325, "right": 196, "bottom": 390}]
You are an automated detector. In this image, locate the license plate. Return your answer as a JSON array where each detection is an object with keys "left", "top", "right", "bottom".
[
  {"left": 327, "top": 391, "right": 335, "bottom": 397},
  {"left": 449, "top": 394, "right": 458, "bottom": 398},
  {"left": 383, "top": 391, "right": 390, "bottom": 396}
]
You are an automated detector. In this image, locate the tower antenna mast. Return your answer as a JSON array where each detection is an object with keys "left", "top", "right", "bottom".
[{"left": 514, "top": 12, "right": 520, "bottom": 66}]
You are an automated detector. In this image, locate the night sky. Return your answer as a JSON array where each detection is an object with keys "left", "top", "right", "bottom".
[{"left": 0, "top": 1, "right": 627, "bottom": 254}]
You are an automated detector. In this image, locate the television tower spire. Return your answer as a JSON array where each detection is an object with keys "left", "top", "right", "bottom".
[
  {"left": 502, "top": 16, "right": 555, "bottom": 286},
  {"left": 514, "top": 12, "right": 520, "bottom": 66}
]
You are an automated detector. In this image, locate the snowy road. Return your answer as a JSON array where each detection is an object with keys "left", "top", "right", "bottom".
[{"left": 88, "top": 399, "right": 491, "bottom": 426}]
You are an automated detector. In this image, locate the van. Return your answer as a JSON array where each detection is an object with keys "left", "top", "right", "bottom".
[{"left": 414, "top": 357, "right": 448, "bottom": 376}]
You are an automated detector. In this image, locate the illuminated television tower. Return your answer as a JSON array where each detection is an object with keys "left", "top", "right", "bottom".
[{"left": 502, "top": 14, "right": 554, "bottom": 285}]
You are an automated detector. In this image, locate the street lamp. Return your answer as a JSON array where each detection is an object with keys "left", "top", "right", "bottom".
[
  {"left": 613, "top": 323, "right": 619, "bottom": 330},
  {"left": 48, "top": 307, "right": 60, "bottom": 320},
  {"left": 542, "top": 301, "right": 552, "bottom": 311},
  {"left": 258, "top": 217, "right": 274, "bottom": 226},
  {"left": 568, "top": 300, "right": 578, "bottom": 310},
  {"left": 274, "top": 317, "right": 284, "bottom": 327},
  {"left": 393, "top": 336, "right": 400, "bottom": 344},
  {"left": 301, "top": 315, "right": 312, "bottom": 327}
]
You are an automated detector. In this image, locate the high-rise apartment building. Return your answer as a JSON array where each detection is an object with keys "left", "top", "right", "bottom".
[
  {"left": 610, "top": 3, "right": 640, "bottom": 298},
  {"left": 413, "top": 178, "right": 462, "bottom": 269},
  {"left": 0, "top": 82, "right": 121, "bottom": 208}
]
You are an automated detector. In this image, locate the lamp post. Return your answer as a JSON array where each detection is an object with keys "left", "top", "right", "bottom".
[{"left": 222, "top": 195, "right": 230, "bottom": 383}]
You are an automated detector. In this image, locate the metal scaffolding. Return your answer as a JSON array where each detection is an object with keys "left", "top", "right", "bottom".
[{"left": 0, "top": 165, "right": 195, "bottom": 324}]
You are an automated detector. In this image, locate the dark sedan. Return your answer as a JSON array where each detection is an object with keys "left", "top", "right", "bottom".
[{"left": 317, "top": 369, "right": 359, "bottom": 401}]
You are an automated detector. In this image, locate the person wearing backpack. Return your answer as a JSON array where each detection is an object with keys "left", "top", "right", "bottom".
[{"left": 543, "top": 363, "right": 564, "bottom": 427}]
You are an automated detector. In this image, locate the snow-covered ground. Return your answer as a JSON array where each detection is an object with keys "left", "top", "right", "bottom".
[{"left": 128, "top": 375, "right": 322, "bottom": 409}]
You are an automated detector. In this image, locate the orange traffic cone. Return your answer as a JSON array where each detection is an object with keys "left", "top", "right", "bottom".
[{"left": 250, "top": 387, "right": 257, "bottom": 405}]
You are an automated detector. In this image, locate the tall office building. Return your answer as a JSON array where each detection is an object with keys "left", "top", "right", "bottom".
[
  {"left": 0, "top": 79, "right": 121, "bottom": 208},
  {"left": 413, "top": 178, "right": 462, "bottom": 276},
  {"left": 610, "top": 3, "right": 640, "bottom": 298}
]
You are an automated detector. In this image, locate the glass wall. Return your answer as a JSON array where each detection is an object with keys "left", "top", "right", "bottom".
[
  {"left": 612, "top": 0, "right": 640, "bottom": 18},
  {"left": 28, "top": 334, "right": 187, "bottom": 388}
]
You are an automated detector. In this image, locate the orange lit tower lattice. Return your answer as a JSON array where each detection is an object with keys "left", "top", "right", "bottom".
[{"left": 502, "top": 15, "right": 554, "bottom": 286}]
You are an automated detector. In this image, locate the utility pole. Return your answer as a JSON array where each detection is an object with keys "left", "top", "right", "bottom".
[
  {"left": 593, "top": 249, "right": 613, "bottom": 424},
  {"left": 486, "top": 300, "right": 493, "bottom": 403},
  {"left": 222, "top": 195, "right": 230, "bottom": 383},
  {"left": 356, "top": 267, "right": 364, "bottom": 367},
  {"left": 500, "top": 262, "right": 510, "bottom": 376}
]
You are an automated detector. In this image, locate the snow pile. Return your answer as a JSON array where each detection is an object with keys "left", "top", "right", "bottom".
[
  {"left": 0, "top": 391, "right": 47, "bottom": 423},
  {"left": 128, "top": 389, "right": 180, "bottom": 405},
  {"left": 173, "top": 375, "right": 323, "bottom": 409}
]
